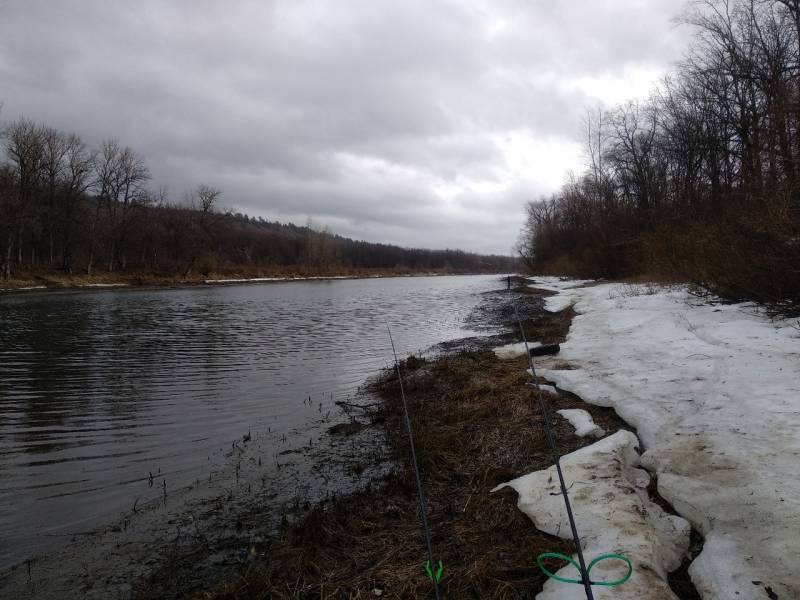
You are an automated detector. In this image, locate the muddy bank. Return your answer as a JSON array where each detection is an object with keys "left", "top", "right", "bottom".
[
  {"left": 197, "top": 283, "right": 688, "bottom": 599},
  {"left": 0, "top": 393, "right": 392, "bottom": 600}
]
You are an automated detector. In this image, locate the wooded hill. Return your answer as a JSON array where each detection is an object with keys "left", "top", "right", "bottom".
[
  {"left": 0, "top": 122, "right": 516, "bottom": 282},
  {"left": 517, "top": 0, "right": 800, "bottom": 315}
]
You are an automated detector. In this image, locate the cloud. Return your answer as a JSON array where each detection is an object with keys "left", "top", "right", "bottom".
[{"left": 0, "top": 0, "right": 690, "bottom": 254}]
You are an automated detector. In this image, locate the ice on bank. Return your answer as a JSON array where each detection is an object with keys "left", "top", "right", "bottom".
[
  {"left": 528, "top": 278, "right": 800, "bottom": 599},
  {"left": 493, "top": 341, "right": 540, "bottom": 359},
  {"left": 556, "top": 408, "right": 605, "bottom": 438},
  {"left": 494, "top": 430, "right": 690, "bottom": 599}
]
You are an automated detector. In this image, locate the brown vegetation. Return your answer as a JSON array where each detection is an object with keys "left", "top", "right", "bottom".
[
  {"left": 195, "top": 308, "right": 627, "bottom": 600},
  {"left": 517, "top": 0, "right": 800, "bottom": 315}
]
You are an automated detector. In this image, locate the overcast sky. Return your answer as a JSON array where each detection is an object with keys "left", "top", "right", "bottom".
[{"left": 0, "top": 1, "right": 691, "bottom": 255}]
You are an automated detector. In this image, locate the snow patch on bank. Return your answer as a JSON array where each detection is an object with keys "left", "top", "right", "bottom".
[
  {"left": 537, "top": 281, "right": 800, "bottom": 598},
  {"left": 545, "top": 295, "right": 575, "bottom": 313},
  {"left": 493, "top": 341, "right": 540, "bottom": 359},
  {"left": 527, "top": 278, "right": 594, "bottom": 294},
  {"left": 205, "top": 277, "right": 288, "bottom": 284},
  {"left": 557, "top": 409, "right": 605, "bottom": 438},
  {"left": 204, "top": 276, "right": 353, "bottom": 284},
  {"left": 494, "top": 430, "right": 690, "bottom": 599}
]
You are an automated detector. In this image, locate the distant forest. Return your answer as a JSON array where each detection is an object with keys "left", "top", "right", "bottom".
[
  {"left": 518, "top": 0, "right": 800, "bottom": 314},
  {"left": 0, "top": 120, "right": 516, "bottom": 282}
]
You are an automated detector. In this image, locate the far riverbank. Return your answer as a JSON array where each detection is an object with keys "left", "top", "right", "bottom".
[{"left": 0, "top": 267, "right": 512, "bottom": 294}]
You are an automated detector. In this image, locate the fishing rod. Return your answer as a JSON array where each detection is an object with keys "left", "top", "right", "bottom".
[
  {"left": 386, "top": 323, "right": 442, "bottom": 599},
  {"left": 510, "top": 289, "right": 631, "bottom": 598}
]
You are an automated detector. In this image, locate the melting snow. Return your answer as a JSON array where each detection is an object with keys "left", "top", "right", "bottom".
[
  {"left": 493, "top": 341, "right": 540, "bottom": 359},
  {"left": 494, "top": 431, "right": 690, "bottom": 599},
  {"left": 557, "top": 408, "right": 605, "bottom": 438},
  {"left": 529, "top": 279, "right": 800, "bottom": 599}
]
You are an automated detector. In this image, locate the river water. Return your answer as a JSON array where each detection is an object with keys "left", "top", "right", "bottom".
[{"left": 0, "top": 274, "right": 501, "bottom": 571}]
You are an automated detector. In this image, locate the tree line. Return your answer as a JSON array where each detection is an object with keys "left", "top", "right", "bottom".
[
  {"left": 0, "top": 117, "right": 516, "bottom": 281},
  {"left": 518, "top": 0, "right": 800, "bottom": 314}
]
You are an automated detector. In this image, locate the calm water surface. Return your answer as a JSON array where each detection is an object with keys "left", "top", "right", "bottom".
[{"left": 0, "top": 275, "right": 500, "bottom": 568}]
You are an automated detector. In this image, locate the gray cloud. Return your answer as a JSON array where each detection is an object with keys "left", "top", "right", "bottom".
[{"left": 0, "top": 0, "right": 690, "bottom": 254}]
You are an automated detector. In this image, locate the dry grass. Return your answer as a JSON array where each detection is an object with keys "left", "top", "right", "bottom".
[
  {"left": 519, "top": 305, "right": 575, "bottom": 345},
  {"left": 196, "top": 309, "right": 626, "bottom": 600}
]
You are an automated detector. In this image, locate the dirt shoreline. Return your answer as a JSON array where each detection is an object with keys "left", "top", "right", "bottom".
[{"left": 185, "top": 281, "right": 701, "bottom": 599}]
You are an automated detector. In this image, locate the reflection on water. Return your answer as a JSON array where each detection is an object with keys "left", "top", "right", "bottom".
[{"left": 0, "top": 275, "right": 499, "bottom": 568}]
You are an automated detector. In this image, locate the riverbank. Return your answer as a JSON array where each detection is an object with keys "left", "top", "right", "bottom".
[
  {"left": 190, "top": 280, "right": 700, "bottom": 599},
  {"left": 0, "top": 267, "right": 508, "bottom": 293}
]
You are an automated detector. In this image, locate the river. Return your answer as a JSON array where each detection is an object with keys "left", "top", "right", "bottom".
[{"left": 0, "top": 274, "right": 501, "bottom": 572}]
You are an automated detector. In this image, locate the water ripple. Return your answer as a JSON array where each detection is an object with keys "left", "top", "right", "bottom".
[{"left": 0, "top": 274, "right": 498, "bottom": 568}]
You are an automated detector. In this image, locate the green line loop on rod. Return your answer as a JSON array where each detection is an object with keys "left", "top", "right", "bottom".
[
  {"left": 424, "top": 559, "right": 444, "bottom": 583},
  {"left": 536, "top": 552, "right": 632, "bottom": 587}
]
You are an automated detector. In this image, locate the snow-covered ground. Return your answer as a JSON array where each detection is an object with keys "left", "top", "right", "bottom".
[
  {"left": 537, "top": 383, "right": 557, "bottom": 396},
  {"left": 556, "top": 408, "right": 605, "bottom": 438},
  {"left": 494, "top": 430, "right": 690, "bottom": 599},
  {"left": 520, "top": 278, "right": 800, "bottom": 599},
  {"left": 493, "top": 341, "right": 540, "bottom": 359}
]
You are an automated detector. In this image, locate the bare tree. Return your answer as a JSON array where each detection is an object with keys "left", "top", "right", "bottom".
[
  {"left": 303, "top": 219, "right": 338, "bottom": 272},
  {"left": 194, "top": 184, "right": 221, "bottom": 214},
  {"left": 4, "top": 118, "right": 44, "bottom": 273},
  {"left": 60, "top": 134, "right": 94, "bottom": 272},
  {"left": 41, "top": 127, "right": 69, "bottom": 265},
  {"left": 112, "top": 146, "right": 150, "bottom": 270},
  {"left": 183, "top": 184, "right": 223, "bottom": 277},
  {"left": 86, "top": 140, "right": 150, "bottom": 273}
]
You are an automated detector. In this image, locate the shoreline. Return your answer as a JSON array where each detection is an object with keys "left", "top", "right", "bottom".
[
  {"left": 3, "top": 278, "right": 703, "bottom": 599},
  {"left": 0, "top": 374, "right": 394, "bottom": 599},
  {"left": 190, "top": 281, "right": 700, "bottom": 599},
  {"left": 0, "top": 270, "right": 510, "bottom": 295}
]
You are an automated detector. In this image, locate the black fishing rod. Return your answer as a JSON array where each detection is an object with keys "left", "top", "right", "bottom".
[
  {"left": 512, "top": 300, "right": 595, "bottom": 600},
  {"left": 386, "top": 323, "right": 442, "bottom": 599},
  {"left": 510, "top": 285, "right": 630, "bottom": 597}
]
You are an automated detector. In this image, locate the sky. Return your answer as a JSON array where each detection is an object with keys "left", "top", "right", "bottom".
[{"left": 0, "top": 0, "right": 691, "bottom": 255}]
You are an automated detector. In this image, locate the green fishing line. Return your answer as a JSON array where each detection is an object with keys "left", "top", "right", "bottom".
[
  {"left": 536, "top": 552, "right": 632, "bottom": 586},
  {"left": 424, "top": 559, "right": 444, "bottom": 583}
]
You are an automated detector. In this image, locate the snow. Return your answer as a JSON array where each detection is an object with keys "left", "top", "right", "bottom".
[
  {"left": 533, "top": 281, "right": 800, "bottom": 598},
  {"left": 204, "top": 275, "right": 352, "bottom": 284},
  {"left": 493, "top": 341, "right": 540, "bottom": 359},
  {"left": 557, "top": 408, "right": 605, "bottom": 438},
  {"left": 544, "top": 295, "right": 575, "bottom": 313},
  {"left": 205, "top": 277, "right": 287, "bottom": 283},
  {"left": 527, "top": 278, "right": 594, "bottom": 293},
  {"left": 493, "top": 431, "right": 691, "bottom": 599}
]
